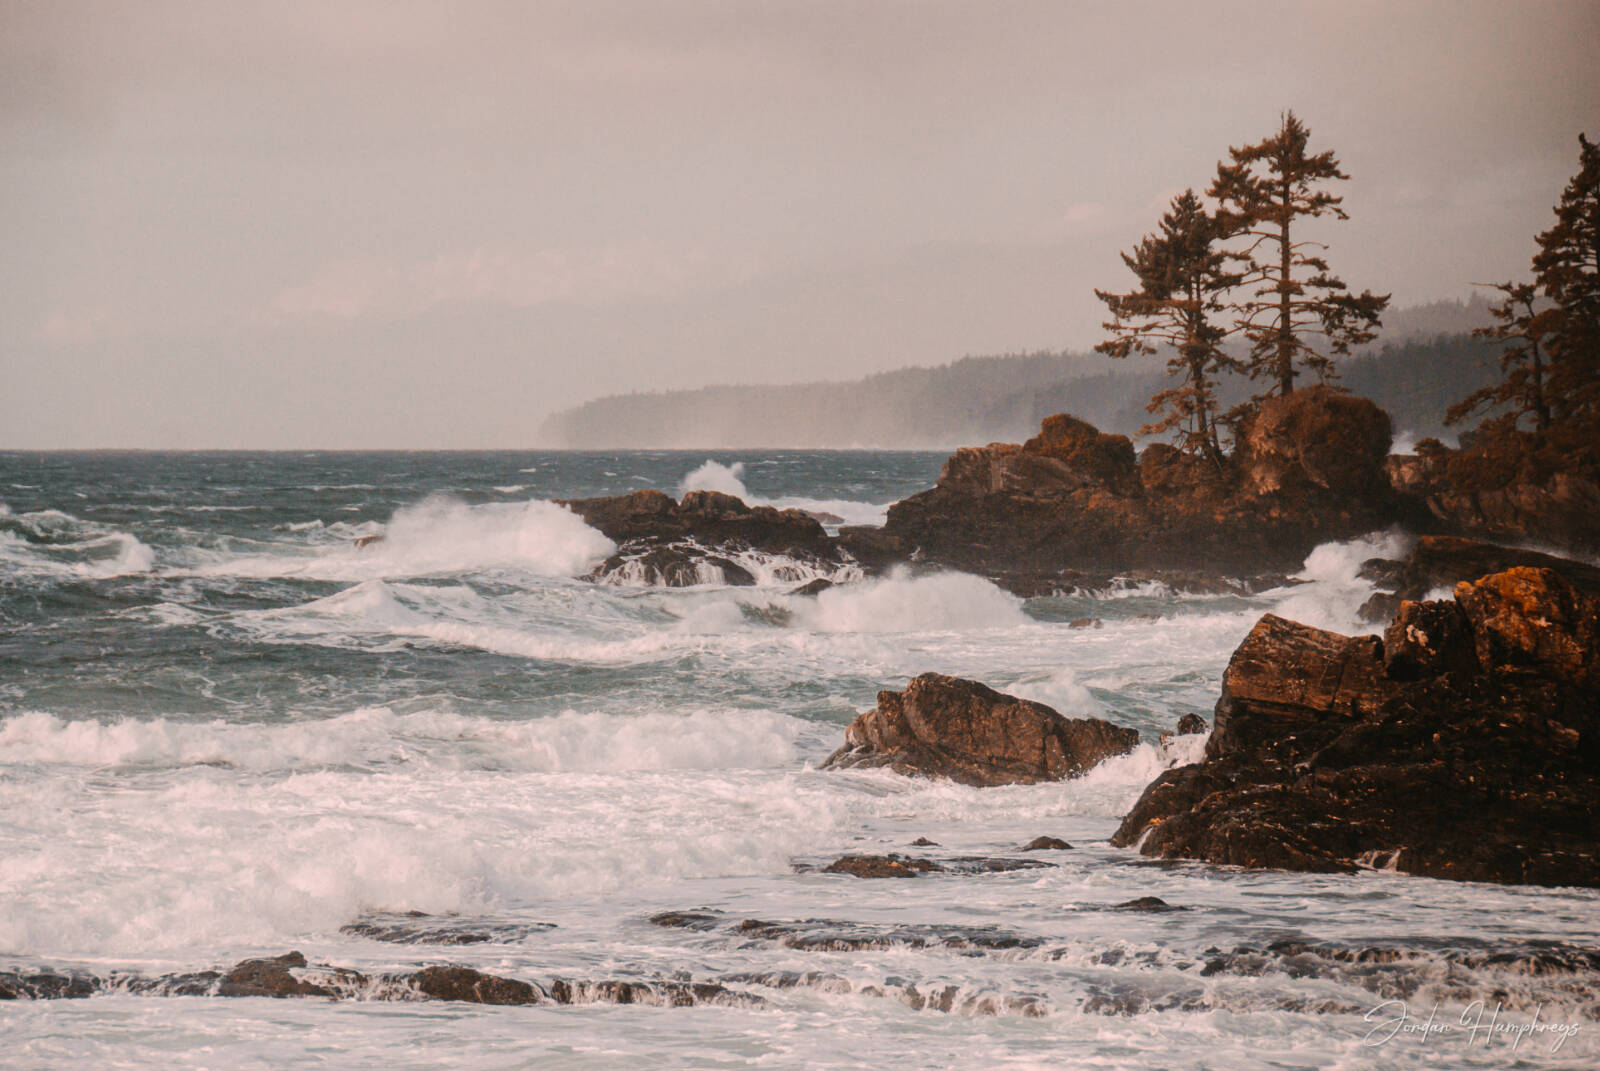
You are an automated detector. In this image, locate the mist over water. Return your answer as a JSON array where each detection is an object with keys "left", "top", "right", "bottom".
[{"left": 2, "top": 450, "right": 1594, "bottom": 1070}]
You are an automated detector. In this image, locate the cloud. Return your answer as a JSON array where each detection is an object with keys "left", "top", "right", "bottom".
[{"left": 268, "top": 245, "right": 763, "bottom": 322}]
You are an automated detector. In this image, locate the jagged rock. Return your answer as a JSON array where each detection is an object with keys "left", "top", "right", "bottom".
[
  {"left": 821, "top": 673, "right": 1139, "bottom": 787},
  {"left": 559, "top": 489, "right": 831, "bottom": 555},
  {"left": 789, "top": 577, "right": 834, "bottom": 596},
  {"left": 1112, "top": 566, "right": 1600, "bottom": 886},
  {"left": 909, "top": 836, "right": 939, "bottom": 846},
  {"left": 1068, "top": 617, "right": 1102, "bottom": 629},
  {"left": 821, "top": 854, "right": 943, "bottom": 878},
  {"left": 1020, "top": 836, "right": 1073, "bottom": 851},
  {"left": 1175, "top": 713, "right": 1207, "bottom": 735}
]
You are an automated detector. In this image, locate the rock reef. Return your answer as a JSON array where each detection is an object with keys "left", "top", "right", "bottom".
[
  {"left": 852, "top": 388, "right": 1409, "bottom": 584},
  {"left": 1111, "top": 566, "right": 1600, "bottom": 887},
  {"left": 822, "top": 672, "right": 1139, "bottom": 787}
]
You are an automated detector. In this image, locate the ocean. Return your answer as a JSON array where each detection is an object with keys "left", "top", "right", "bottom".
[{"left": 1, "top": 449, "right": 1594, "bottom": 1069}]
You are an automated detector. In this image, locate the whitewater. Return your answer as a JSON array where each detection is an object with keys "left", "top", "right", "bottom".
[{"left": 1, "top": 449, "right": 1594, "bottom": 1069}]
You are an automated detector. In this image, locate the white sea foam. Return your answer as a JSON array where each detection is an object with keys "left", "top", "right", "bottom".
[
  {"left": 0, "top": 705, "right": 802, "bottom": 774},
  {"left": 799, "top": 569, "right": 1027, "bottom": 633},
  {"left": 1268, "top": 529, "right": 1414, "bottom": 634},
  {"left": 0, "top": 505, "right": 155, "bottom": 577},
  {"left": 677, "top": 458, "right": 892, "bottom": 527},
  {"left": 188, "top": 496, "right": 614, "bottom": 581}
]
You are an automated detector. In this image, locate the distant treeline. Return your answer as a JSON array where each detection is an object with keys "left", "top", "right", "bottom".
[{"left": 541, "top": 303, "right": 1501, "bottom": 450}]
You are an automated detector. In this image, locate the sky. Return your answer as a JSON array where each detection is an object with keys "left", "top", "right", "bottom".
[{"left": 3, "top": 1, "right": 1597, "bottom": 448}]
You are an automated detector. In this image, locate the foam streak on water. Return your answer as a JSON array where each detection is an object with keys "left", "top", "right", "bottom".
[{"left": 1, "top": 450, "right": 1594, "bottom": 1070}]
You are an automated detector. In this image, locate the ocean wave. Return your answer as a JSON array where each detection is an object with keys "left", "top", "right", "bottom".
[
  {"left": 0, "top": 705, "right": 804, "bottom": 774},
  {"left": 798, "top": 569, "right": 1027, "bottom": 633},
  {"left": 0, "top": 504, "right": 155, "bottom": 577},
  {"left": 185, "top": 495, "right": 614, "bottom": 581}
]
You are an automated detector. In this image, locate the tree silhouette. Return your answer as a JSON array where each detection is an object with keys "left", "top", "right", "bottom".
[
  {"left": 1449, "top": 133, "right": 1599, "bottom": 439},
  {"left": 1210, "top": 112, "right": 1388, "bottom": 397},
  {"left": 1095, "top": 190, "right": 1243, "bottom": 468}
]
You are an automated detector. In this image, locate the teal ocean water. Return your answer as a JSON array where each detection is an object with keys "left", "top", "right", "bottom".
[{"left": 2, "top": 450, "right": 1595, "bottom": 1069}]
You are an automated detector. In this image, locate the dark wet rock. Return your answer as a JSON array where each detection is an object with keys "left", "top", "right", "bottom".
[
  {"left": 789, "top": 577, "right": 834, "bottom": 596},
  {"left": 728, "top": 917, "right": 1045, "bottom": 953},
  {"left": 549, "top": 978, "right": 764, "bottom": 1008},
  {"left": 340, "top": 912, "right": 555, "bottom": 946},
  {"left": 352, "top": 533, "right": 384, "bottom": 549},
  {"left": 217, "top": 952, "right": 334, "bottom": 999},
  {"left": 878, "top": 391, "right": 1405, "bottom": 580},
  {"left": 1358, "top": 535, "right": 1600, "bottom": 623},
  {"left": 1111, "top": 897, "right": 1183, "bottom": 913},
  {"left": 559, "top": 489, "right": 832, "bottom": 556},
  {"left": 822, "top": 854, "right": 943, "bottom": 878},
  {"left": 1113, "top": 566, "right": 1600, "bottom": 886},
  {"left": 408, "top": 966, "right": 543, "bottom": 1005},
  {"left": 943, "top": 856, "right": 1056, "bottom": 873},
  {"left": 0, "top": 970, "right": 98, "bottom": 1000},
  {"left": 587, "top": 543, "right": 758, "bottom": 587},
  {"left": 804, "top": 510, "right": 846, "bottom": 526},
  {"left": 1068, "top": 617, "right": 1102, "bottom": 629},
  {"left": 909, "top": 836, "right": 939, "bottom": 846},
  {"left": 1175, "top": 713, "right": 1207, "bottom": 735},
  {"left": 822, "top": 673, "right": 1140, "bottom": 787},
  {"left": 648, "top": 910, "right": 722, "bottom": 931},
  {"left": 1384, "top": 422, "right": 1600, "bottom": 554},
  {"left": 1021, "top": 836, "right": 1073, "bottom": 851}
]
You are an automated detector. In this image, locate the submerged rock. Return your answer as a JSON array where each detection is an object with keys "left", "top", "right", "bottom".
[
  {"left": 1020, "top": 836, "right": 1073, "bottom": 851},
  {"left": 821, "top": 854, "right": 943, "bottom": 878},
  {"left": 821, "top": 673, "right": 1139, "bottom": 787},
  {"left": 1112, "top": 565, "right": 1600, "bottom": 887}
]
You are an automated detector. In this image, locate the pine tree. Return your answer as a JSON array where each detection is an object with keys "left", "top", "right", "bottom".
[
  {"left": 1209, "top": 111, "right": 1388, "bottom": 397},
  {"left": 1094, "top": 190, "right": 1243, "bottom": 468},
  {"left": 1531, "top": 133, "right": 1600, "bottom": 426},
  {"left": 1449, "top": 134, "right": 1599, "bottom": 439},
  {"left": 1446, "top": 282, "right": 1550, "bottom": 433}
]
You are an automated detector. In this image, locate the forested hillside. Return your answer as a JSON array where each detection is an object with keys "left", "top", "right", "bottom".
[{"left": 540, "top": 301, "right": 1499, "bottom": 448}]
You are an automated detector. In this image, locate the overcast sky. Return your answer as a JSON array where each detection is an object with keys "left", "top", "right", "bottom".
[{"left": 3, "top": 1, "right": 1596, "bottom": 447}]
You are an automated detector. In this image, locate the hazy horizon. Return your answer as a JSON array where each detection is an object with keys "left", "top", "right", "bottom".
[{"left": 4, "top": 1, "right": 1597, "bottom": 448}]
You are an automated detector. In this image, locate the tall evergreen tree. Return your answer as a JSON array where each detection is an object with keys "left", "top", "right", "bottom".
[
  {"left": 1446, "top": 282, "right": 1550, "bottom": 433},
  {"left": 1531, "top": 133, "right": 1600, "bottom": 425},
  {"left": 1210, "top": 111, "right": 1388, "bottom": 397},
  {"left": 1449, "top": 134, "right": 1600, "bottom": 438},
  {"left": 1094, "top": 190, "right": 1242, "bottom": 468}
]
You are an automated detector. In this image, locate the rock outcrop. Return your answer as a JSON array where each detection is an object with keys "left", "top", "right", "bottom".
[
  {"left": 1357, "top": 534, "right": 1600, "bottom": 622},
  {"left": 867, "top": 388, "right": 1408, "bottom": 583},
  {"left": 558, "top": 488, "right": 850, "bottom": 587},
  {"left": 1111, "top": 566, "right": 1600, "bottom": 887},
  {"left": 821, "top": 673, "right": 1139, "bottom": 787},
  {"left": 1384, "top": 423, "right": 1600, "bottom": 555}
]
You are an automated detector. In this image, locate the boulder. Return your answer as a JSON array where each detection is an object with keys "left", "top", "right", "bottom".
[
  {"left": 1020, "top": 836, "right": 1073, "bottom": 851},
  {"left": 1236, "top": 386, "right": 1392, "bottom": 497},
  {"left": 1112, "top": 566, "right": 1600, "bottom": 887},
  {"left": 217, "top": 952, "right": 331, "bottom": 999},
  {"left": 822, "top": 854, "right": 944, "bottom": 878},
  {"left": 821, "top": 673, "right": 1139, "bottom": 787}
]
